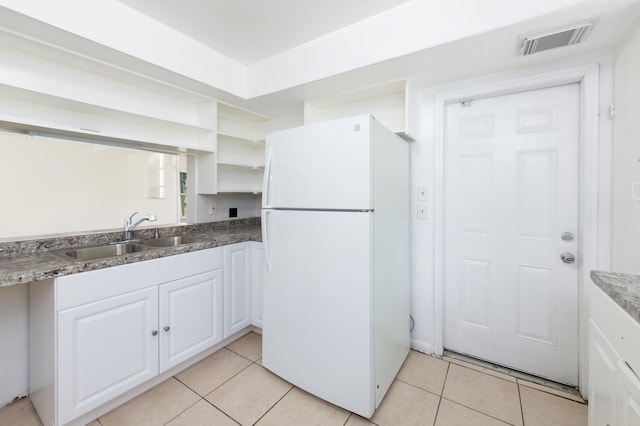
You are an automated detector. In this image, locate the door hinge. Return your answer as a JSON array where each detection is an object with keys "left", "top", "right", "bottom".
[{"left": 609, "top": 103, "right": 616, "bottom": 119}]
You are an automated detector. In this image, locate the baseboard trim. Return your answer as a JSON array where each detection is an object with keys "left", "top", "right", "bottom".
[{"left": 410, "top": 339, "right": 432, "bottom": 355}]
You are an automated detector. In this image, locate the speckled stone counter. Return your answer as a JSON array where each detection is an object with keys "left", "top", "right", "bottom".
[
  {"left": 591, "top": 270, "right": 640, "bottom": 324},
  {"left": 0, "top": 218, "right": 261, "bottom": 287}
]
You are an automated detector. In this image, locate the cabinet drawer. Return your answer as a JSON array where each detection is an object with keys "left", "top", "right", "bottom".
[{"left": 591, "top": 284, "right": 640, "bottom": 375}]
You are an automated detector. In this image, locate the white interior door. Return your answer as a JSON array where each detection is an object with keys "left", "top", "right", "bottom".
[{"left": 443, "top": 84, "right": 580, "bottom": 385}]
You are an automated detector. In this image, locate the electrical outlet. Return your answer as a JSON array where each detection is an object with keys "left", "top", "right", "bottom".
[
  {"left": 417, "top": 186, "right": 428, "bottom": 201},
  {"left": 208, "top": 203, "right": 217, "bottom": 215},
  {"left": 417, "top": 203, "right": 428, "bottom": 220}
]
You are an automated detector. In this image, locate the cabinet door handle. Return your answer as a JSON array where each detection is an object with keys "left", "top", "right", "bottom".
[
  {"left": 151, "top": 330, "right": 158, "bottom": 336},
  {"left": 164, "top": 326, "right": 170, "bottom": 332}
]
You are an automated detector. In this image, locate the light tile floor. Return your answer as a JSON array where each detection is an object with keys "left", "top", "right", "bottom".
[{"left": 0, "top": 332, "right": 587, "bottom": 426}]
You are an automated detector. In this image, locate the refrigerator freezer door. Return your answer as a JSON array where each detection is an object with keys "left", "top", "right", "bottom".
[
  {"left": 261, "top": 208, "right": 375, "bottom": 417},
  {"left": 263, "top": 115, "right": 373, "bottom": 210}
]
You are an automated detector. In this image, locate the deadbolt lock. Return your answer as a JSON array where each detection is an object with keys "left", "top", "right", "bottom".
[{"left": 561, "top": 232, "right": 575, "bottom": 242}]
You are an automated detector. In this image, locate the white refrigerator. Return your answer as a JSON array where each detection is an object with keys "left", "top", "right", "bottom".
[{"left": 261, "top": 115, "right": 410, "bottom": 418}]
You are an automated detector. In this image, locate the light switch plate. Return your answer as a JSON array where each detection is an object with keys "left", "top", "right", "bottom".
[
  {"left": 633, "top": 183, "right": 640, "bottom": 201},
  {"left": 417, "top": 186, "right": 428, "bottom": 201},
  {"left": 417, "top": 203, "right": 428, "bottom": 220}
]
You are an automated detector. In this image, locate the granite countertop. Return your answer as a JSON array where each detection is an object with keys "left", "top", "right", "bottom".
[
  {"left": 0, "top": 218, "right": 261, "bottom": 287},
  {"left": 591, "top": 270, "right": 640, "bottom": 324}
]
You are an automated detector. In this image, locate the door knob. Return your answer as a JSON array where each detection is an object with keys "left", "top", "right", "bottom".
[{"left": 561, "top": 252, "right": 575, "bottom": 264}]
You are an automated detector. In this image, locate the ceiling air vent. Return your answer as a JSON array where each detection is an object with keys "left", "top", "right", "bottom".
[{"left": 518, "top": 22, "right": 594, "bottom": 56}]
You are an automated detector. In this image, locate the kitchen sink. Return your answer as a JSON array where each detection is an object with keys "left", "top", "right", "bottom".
[
  {"left": 52, "top": 235, "right": 205, "bottom": 262},
  {"left": 55, "top": 243, "right": 151, "bottom": 262},
  {"left": 139, "top": 235, "right": 203, "bottom": 247}
]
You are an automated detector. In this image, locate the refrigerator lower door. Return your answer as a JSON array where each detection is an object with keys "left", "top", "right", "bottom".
[{"left": 262, "top": 209, "right": 375, "bottom": 417}]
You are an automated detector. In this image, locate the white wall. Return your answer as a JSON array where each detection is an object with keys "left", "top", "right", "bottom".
[
  {"left": 611, "top": 21, "right": 640, "bottom": 274},
  {"left": 191, "top": 193, "right": 261, "bottom": 222},
  {"left": 0, "top": 132, "right": 180, "bottom": 239},
  {"left": 0, "top": 132, "right": 185, "bottom": 407}
]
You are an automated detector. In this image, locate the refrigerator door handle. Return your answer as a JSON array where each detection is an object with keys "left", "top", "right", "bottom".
[
  {"left": 262, "top": 209, "right": 272, "bottom": 272},
  {"left": 263, "top": 147, "right": 273, "bottom": 208}
]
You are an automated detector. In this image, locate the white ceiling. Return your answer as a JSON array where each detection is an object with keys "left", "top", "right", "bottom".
[
  {"left": 117, "top": 0, "right": 411, "bottom": 64},
  {"left": 0, "top": 0, "right": 638, "bottom": 118}
]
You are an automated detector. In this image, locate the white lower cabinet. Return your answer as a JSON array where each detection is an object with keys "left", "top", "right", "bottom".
[
  {"left": 251, "top": 242, "right": 264, "bottom": 328},
  {"left": 30, "top": 247, "right": 226, "bottom": 426},
  {"left": 589, "top": 284, "right": 640, "bottom": 426},
  {"left": 617, "top": 361, "right": 640, "bottom": 425},
  {"left": 159, "top": 269, "right": 224, "bottom": 372},
  {"left": 223, "top": 242, "right": 252, "bottom": 337},
  {"left": 589, "top": 320, "right": 620, "bottom": 426},
  {"left": 58, "top": 287, "right": 159, "bottom": 425}
]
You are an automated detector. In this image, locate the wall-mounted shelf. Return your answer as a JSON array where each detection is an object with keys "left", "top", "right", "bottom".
[
  {"left": 0, "top": 31, "right": 218, "bottom": 153},
  {"left": 216, "top": 164, "right": 264, "bottom": 194},
  {"left": 304, "top": 79, "right": 417, "bottom": 141},
  {"left": 217, "top": 134, "right": 265, "bottom": 169},
  {"left": 0, "top": 84, "right": 216, "bottom": 153},
  {"left": 196, "top": 103, "right": 270, "bottom": 194},
  {"left": 217, "top": 104, "right": 271, "bottom": 142}
]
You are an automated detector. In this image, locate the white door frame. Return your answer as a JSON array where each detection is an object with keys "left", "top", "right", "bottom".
[{"left": 433, "top": 64, "right": 603, "bottom": 397}]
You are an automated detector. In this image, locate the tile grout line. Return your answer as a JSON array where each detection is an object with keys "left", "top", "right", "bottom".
[
  {"left": 394, "top": 375, "right": 449, "bottom": 400},
  {"left": 225, "top": 334, "right": 262, "bottom": 362},
  {"left": 200, "top": 397, "right": 242, "bottom": 425},
  {"left": 516, "top": 380, "right": 525, "bottom": 426},
  {"left": 517, "top": 378, "right": 586, "bottom": 404},
  {"left": 198, "top": 355, "right": 261, "bottom": 423},
  {"left": 439, "top": 396, "right": 517, "bottom": 426},
  {"left": 342, "top": 413, "right": 351, "bottom": 426},
  {"left": 173, "top": 347, "right": 255, "bottom": 397},
  {"left": 440, "top": 361, "right": 519, "bottom": 425},
  {"left": 250, "top": 384, "right": 295, "bottom": 425},
  {"left": 446, "top": 350, "right": 585, "bottom": 404},
  {"left": 431, "top": 360, "right": 451, "bottom": 425},
  {"left": 187, "top": 334, "right": 264, "bottom": 425},
  {"left": 169, "top": 344, "right": 259, "bottom": 425},
  {"left": 161, "top": 390, "right": 202, "bottom": 426}
]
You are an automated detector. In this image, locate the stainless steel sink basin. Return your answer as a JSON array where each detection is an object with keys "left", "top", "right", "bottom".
[
  {"left": 55, "top": 243, "right": 151, "bottom": 262},
  {"left": 140, "top": 235, "right": 203, "bottom": 248},
  {"left": 52, "top": 235, "right": 204, "bottom": 262}
]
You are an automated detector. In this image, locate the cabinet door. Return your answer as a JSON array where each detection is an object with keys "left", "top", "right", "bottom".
[
  {"left": 617, "top": 361, "right": 640, "bottom": 426},
  {"left": 251, "top": 242, "right": 264, "bottom": 328},
  {"left": 589, "top": 319, "right": 619, "bottom": 426},
  {"left": 57, "top": 287, "right": 158, "bottom": 425},
  {"left": 159, "top": 269, "right": 224, "bottom": 372},
  {"left": 224, "top": 242, "right": 252, "bottom": 337}
]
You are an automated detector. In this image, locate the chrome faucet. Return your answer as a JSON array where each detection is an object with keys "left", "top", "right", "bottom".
[{"left": 123, "top": 212, "right": 157, "bottom": 241}]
